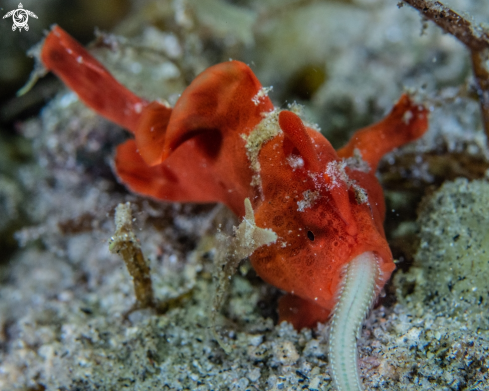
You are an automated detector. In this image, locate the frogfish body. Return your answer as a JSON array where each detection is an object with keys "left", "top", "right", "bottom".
[{"left": 40, "top": 26, "right": 428, "bottom": 331}]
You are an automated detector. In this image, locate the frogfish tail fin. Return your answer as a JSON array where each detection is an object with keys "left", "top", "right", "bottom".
[{"left": 40, "top": 25, "right": 148, "bottom": 133}]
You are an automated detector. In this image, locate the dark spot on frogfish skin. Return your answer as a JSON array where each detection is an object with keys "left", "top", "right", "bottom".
[{"left": 307, "top": 230, "right": 315, "bottom": 241}]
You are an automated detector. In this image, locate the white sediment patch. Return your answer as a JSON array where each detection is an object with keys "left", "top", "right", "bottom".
[
  {"left": 297, "top": 190, "right": 319, "bottom": 212},
  {"left": 323, "top": 152, "right": 370, "bottom": 205},
  {"left": 287, "top": 102, "right": 321, "bottom": 131},
  {"left": 252, "top": 86, "right": 273, "bottom": 105},
  {"left": 329, "top": 251, "right": 380, "bottom": 391},
  {"left": 286, "top": 154, "right": 304, "bottom": 170},
  {"left": 241, "top": 110, "right": 281, "bottom": 192}
]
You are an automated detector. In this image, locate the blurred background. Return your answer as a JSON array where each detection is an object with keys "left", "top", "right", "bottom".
[
  {"left": 0, "top": 0, "right": 131, "bottom": 129},
  {"left": 0, "top": 0, "right": 131, "bottom": 259}
]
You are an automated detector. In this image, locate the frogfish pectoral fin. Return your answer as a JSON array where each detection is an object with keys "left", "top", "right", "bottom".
[
  {"left": 278, "top": 293, "right": 330, "bottom": 330},
  {"left": 337, "top": 94, "right": 428, "bottom": 171}
]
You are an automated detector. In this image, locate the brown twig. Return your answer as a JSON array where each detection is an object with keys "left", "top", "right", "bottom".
[
  {"left": 471, "top": 50, "right": 489, "bottom": 137},
  {"left": 402, "top": 0, "right": 489, "bottom": 142},
  {"left": 109, "top": 202, "right": 155, "bottom": 309}
]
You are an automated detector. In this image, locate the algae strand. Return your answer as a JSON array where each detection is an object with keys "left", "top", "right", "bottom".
[{"left": 109, "top": 202, "right": 155, "bottom": 309}]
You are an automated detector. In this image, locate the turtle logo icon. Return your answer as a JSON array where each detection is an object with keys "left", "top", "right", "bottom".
[{"left": 3, "top": 3, "right": 38, "bottom": 32}]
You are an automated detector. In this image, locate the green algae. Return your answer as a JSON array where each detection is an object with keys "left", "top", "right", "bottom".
[{"left": 395, "top": 178, "right": 489, "bottom": 329}]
